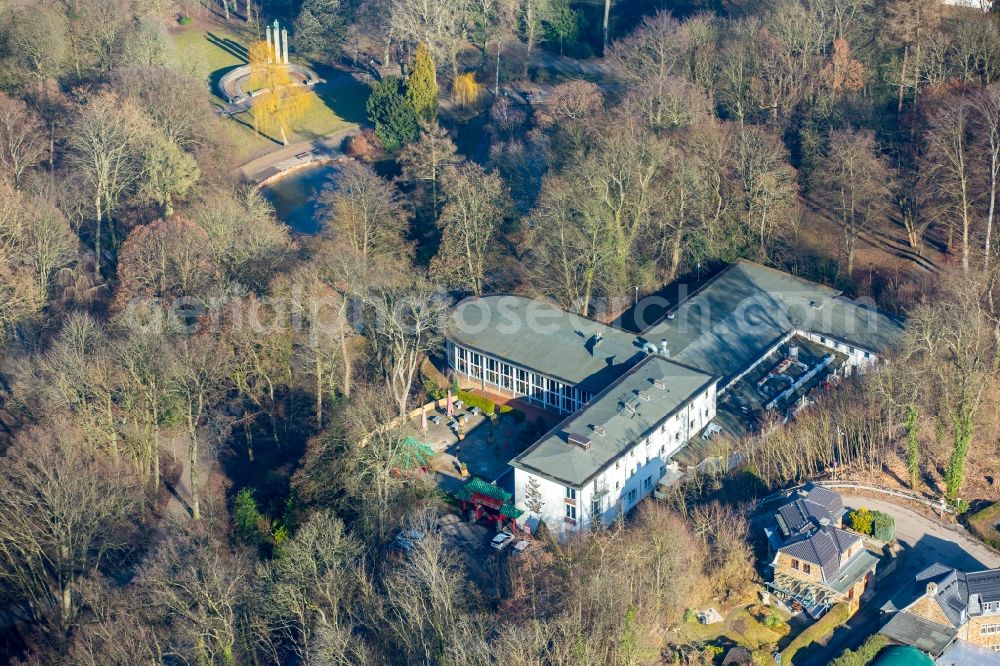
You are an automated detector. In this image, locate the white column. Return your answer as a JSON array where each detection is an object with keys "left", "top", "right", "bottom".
[
  {"left": 273, "top": 26, "right": 281, "bottom": 64},
  {"left": 281, "top": 29, "right": 289, "bottom": 64},
  {"left": 265, "top": 26, "right": 273, "bottom": 64}
]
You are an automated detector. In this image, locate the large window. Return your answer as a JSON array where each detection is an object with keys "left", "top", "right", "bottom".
[
  {"left": 566, "top": 487, "right": 576, "bottom": 501},
  {"left": 565, "top": 504, "right": 577, "bottom": 520}
]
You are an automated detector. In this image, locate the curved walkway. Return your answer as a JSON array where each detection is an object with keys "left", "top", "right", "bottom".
[{"left": 237, "top": 127, "right": 358, "bottom": 184}]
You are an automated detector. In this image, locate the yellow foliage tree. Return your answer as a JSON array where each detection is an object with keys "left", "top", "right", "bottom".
[
  {"left": 451, "top": 73, "right": 481, "bottom": 108},
  {"left": 246, "top": 41, "right": 312, "bottom": 145}
]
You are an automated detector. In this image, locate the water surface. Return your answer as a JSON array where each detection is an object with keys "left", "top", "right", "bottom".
[{"left": 260, "top": 163, "right": 340, "bottom": 234}]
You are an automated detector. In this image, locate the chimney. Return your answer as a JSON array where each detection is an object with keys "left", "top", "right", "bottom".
[
  {"left": 926, "top": 582, "right": 938, "bottom": 598},
  {"left": 659, "top": 339, "right": 669, "bottom": 356}
]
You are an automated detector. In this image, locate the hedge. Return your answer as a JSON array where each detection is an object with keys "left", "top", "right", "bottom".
[
  {"left": 456, "top": 390, "right": 496, "bottom": 416},
  {"left": 781, "top": 603, "right": 850, "bottom": 665},
  {"left": 848, "top": 507, "right": 895, "bottom": 542},
  {"left": 830, "top": 634, "right": 890, "bottom": 666},
  {"left": 968, "top": 501, "right": 1000, "bottom": 551}
]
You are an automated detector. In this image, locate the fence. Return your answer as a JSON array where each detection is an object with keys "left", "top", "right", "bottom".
[{"left": 760, "top": 479, "right": 953, "bottom": 514}]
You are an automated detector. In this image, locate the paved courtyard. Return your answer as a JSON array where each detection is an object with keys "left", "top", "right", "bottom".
[{"left": 404, "top": 405, "right": 535, "bottom": 484}]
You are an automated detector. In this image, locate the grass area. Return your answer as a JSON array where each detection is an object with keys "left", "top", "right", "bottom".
[
  {"left": 968, "top": 501, "right": 1000, "bottom": 551},
  {"left": 166, "top": 20, "right": 370, "bottom": 160},
  {"left": 677, "top": 605, "right": 786, "bottom": 651},
  {"left": 781, "top": 603, "right": 851, "bottom": 665}
]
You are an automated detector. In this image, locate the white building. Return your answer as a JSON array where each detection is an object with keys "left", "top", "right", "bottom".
[
  {"left": 445, "top": 260, "right": 906, "bottom": 540},
  {"left": 510, "top": 355, "right": 717, "bottom": 539}
]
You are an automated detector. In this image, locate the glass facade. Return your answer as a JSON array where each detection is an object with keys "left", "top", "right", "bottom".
[{"left": 450, "top": 343, "right": 591, "bottom": 414}]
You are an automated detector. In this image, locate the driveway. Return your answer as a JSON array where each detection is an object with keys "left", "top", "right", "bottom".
[{"left": 792, "top": 495, "right": 1000, "bottom": 664}]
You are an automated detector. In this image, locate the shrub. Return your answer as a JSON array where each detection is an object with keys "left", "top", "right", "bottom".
[
  {"left": 178, "top": 15, "right": 192, "bottom": 25},
  {"left": 872, "top": 511, "right": 895, "bottom": 542},
  {"left": 456, "top": 389, "right": 496, "bottom": 416},
  {"left": 830, "top": 633, "right": 889, "bottom": 666},
  {"left": 848, "top": 507, "right": 873, "bottom": 535},
  {"left": 234, "top": 487, "right": 266, "bottom": 544},
  {"left": 345, "top": 128, "right": 383, "bottom": 160}
]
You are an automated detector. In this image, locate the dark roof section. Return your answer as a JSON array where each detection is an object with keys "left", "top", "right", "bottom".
[
  {"left": 880, "top": 612, "right": 957, "bottom": 657},
  {"left": 968, "top": 569, "right": 1000, "bottom": 604},
  {"left": 778, "top": 525, "right": 863, "bottom": 582},
  {"left": 774, "top": 483, "right": 845, "bottom": 537},
  {"left": 510, "top": 355, "right": 718, "bottom": 488}
]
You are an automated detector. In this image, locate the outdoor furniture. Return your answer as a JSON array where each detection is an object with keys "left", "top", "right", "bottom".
[
  {"left": 454, "top": 399, "right": 465, "bottom": 410},
  {"left": 470, "top": 406, "right": 482, "bottom": 416},
  {"left": 430, "top": 415, "right": 442, "bottom": 425}
]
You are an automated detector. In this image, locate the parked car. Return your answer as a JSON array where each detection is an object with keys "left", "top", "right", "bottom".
[
  {"left": 391, "top": 529, "right": 426, "bottom": 554},
  {"left": 490, "top": 531, "right": 514, "bottom": 551},
  {"left": 512, "top": 540, "right": 530, "bottom": 556}
]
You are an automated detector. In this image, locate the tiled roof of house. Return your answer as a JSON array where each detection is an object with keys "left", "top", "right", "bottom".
[
  {"left": 778, "top": 525, "right": 863, "bottom": 582},
  {"left": 774, "top": 483, "right": 845, "bottom": 537},
  {"left": 880, "top": 612, "right": 957, "bottom": 657}
]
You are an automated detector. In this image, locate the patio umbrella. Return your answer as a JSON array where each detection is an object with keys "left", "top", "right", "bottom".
[
  {"left": 421, "top": 405, "right": 428, "bottom": 433},
  {"left": 447, "top": 390, "right": 453, "bottom": 416}
]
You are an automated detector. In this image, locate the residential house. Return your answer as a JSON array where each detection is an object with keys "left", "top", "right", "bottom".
[
  {"left": 766, "top": 484, "right": 879, "bottom": 618},
  {"left": 881, "top": 563, "right": 1000, "bottom": 662}
]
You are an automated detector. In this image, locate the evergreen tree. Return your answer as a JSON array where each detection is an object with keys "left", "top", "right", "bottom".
[
  {"left": 406, "top": 43, "right": 437, "bottom": 121},
  {"left": 366, "top": 77, "right": 419, "bottom": 152}
]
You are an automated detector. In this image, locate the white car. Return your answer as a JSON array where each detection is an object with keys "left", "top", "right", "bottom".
[{"left": 490, "top": 531, "right": 514, "bottom": 551}]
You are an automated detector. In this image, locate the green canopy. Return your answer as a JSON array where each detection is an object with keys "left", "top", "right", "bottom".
[
  {"left": 454, "top": 477, "right": 513, "bottom": 503},
  {"left": 395, "top": 437, "right": 435, "bottom": 470}
]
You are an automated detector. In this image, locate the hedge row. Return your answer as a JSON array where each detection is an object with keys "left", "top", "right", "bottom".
[
  {"left": 782, "top": 603, "right": 850, "bottom": 665},
  {"left": 847, "top": 507, "right": 895, "bottom": 542},
  {"left": 830, "top": 634, "right": 889, "bottom": 666}
]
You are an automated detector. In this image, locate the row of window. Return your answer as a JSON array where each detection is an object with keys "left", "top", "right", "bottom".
[
  {"left": 452, "top": 345, "right": 591, "bottom": 414},
  {"left": 790, "top": 558, "right": 813, "bottom": 575},
  {"left": 981, "top": 623, "right": 1000, "bottom": 636}
]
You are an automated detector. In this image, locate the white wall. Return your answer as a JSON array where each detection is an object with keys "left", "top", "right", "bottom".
[
  {"left": 515, "top": 381, "right": 717, "bottom": 540},
  {"left": 799, "top": 331, "right": 877, "bottom": 373}
]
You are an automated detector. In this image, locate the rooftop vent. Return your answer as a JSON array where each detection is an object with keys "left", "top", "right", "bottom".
[
  {"left": 810, "top": 300, "right": 822, "bottom": 310},
  {"left": 592, "top": 424, "right": 606, "bottom": 436},
  {"left": 653, "top": 378, "right": 667, "bottom": 390},
  {"left": 619, "top": 401, "right": 637, "bottom": 417},
  {"left": 636, "top": 390, "right": 651, "bottom": 402},
  {"left": 666, "top": 313, "right": 676, "bottom": 320},
  {"left": 586, "top": 333, "right": 603, "bottom": 356},
  {"left": 659, "top": 339, "right": 669, "bottom": 356},
  {"left": 568, "top": 432, "right": 592, "bottom": 450}
]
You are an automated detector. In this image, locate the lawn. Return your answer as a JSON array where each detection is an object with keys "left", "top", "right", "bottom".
[
  {"left": 676, "top": 605, "right": 788, "bottom": 651},
  {"left": 166, "top": 20, "right": 370, "bottom": 161}
]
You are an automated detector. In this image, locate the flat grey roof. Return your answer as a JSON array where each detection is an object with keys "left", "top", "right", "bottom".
[
  {"left": 448, "top": 294, "right": 646, "bottom": 393},
  {"left": 510, "top": 355, "right": 718, "bottom": 488},
  {"left": 446, "top": 260, "right": 905, "bottom": 394},
  {"left": 644, "top": 260, "right": 905, "bottom": 384}
]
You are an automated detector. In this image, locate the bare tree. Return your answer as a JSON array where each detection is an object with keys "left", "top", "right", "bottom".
[
  {"left": 925, "top": 98, "right": 977, "bottom": 273},
  {"left": 814, "top": 129, "right": 893, "bottom": 277},
  {"left": 136, "top": 529, "right": 249, "bottom": 664},
  {"left": 431, "top": 162, "right": 507, "bottom": 295},
  {"left": 398, "top": 120, "right": 460, "bottom": 225},
  {"left": 973, "top": 86, "right": 1000, "bottom": 269},
  {"left": 0, "top": 93, "right": 46, "bottom": 188},
  {"left": 359, "top": 280, "right": 449, "bottom": 417},
  {"left": 0, "top": 421, "right": 141, "bottom": 641},
  {"left": 167, "top": 332, "right": 234, "bottom": 521},
  {"left": 321, "top": 161, "right": 410, "bottom": 265},
  {"left": 732, "top": 124, "right": 798, "bottom": 257},
  {"left": 68, "top": 94, "right": 149, "bottom": 275}
]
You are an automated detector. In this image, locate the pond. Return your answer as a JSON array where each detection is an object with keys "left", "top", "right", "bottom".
[{"left": 260, "top": 163, "right": 340, "bottom": 235}]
